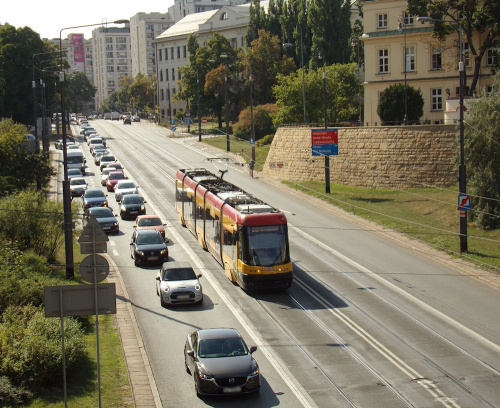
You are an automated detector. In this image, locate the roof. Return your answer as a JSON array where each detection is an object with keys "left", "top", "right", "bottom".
[{"left": 197, "top": 328, "right": 240, "bottom": 340}]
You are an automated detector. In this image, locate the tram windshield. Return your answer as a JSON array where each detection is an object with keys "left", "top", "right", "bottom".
[{"left": 243, "top": 225, "right": 290, "bottom": 267}]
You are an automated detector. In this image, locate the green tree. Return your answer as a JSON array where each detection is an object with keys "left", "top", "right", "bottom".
[
  {"left": 463, "top": 73, "right": 500, "bottom": 229},
  {"left": 245, "top": 0, "right": 268, "bottom": 45},
  {"left": 0, "top": 119, "right": 52, "bottom": 195},
  {"left": 408, "top": 0, "right": 500, "bottom": 95},
  {"left": 377, "top": 83, "right": 424, "bottom": 125},
  {"left": 129, "top": 72, "right": 155, "bottom": 113},
  {"left": 233, "top": 104, "right": 278, "bottom": 141},
  {"left": 308, "top": 0, "right": 352, "bottom": 67},
  {"left": 0, "top": 25, "right": 54, "bottom": 125},
  {"left": 273, "top": 63, "right": 361, "bottom": 125},
  {"left": 65, "top": 71, "right": 96, "bottom": 114},
  {"left": 240, "top": 30, "right": 295, "bottom": 106}
]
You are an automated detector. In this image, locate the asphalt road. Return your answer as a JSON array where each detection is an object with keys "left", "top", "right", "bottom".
[{"left": 71, "top": 119, "right": 500, "bottom": 408}]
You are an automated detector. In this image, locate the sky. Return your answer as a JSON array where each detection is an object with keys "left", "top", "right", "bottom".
[{"left": 3, "top": 0, "right": 175, "bottom": 40}]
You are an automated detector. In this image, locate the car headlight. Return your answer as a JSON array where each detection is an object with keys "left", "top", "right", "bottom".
[
  {"left": 121, "top": 205, "right": 125, "bottom": 211},
  {"left": 162, "top": 285, "right": 170, "bottom": 293},
  {"left": 194, "top": 284, "right": 201, "bottom": 291},
  {"left": 103, "top": 201, "right": 108, "bottom": 207},
  {"left": 197, "top": 370, "right": 213, "bottom": 380},
  {"left": 140, "top": 205, "right": 145, "bottom": 211},
  {"left": 249, "top": 364, "right": 259, "bottom": 377},
  {"left": 136, "top": 250, "right": 144, "bottom": 256},
  {"left": 160, "top": 248, "right": 168, "bottom": 255},
  {"left": 113, "top": 222, "right": 119, "bottom": 226}
]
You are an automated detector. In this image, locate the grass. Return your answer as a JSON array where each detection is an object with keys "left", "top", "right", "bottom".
[{"left": 201, "top": 136, "right": 500, "bottom": 273}]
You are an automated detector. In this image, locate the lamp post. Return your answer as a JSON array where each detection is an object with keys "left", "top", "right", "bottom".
[
  {"left": 398, "top": 16, "right": 408, "bottom": 125},
  {"left": 197, "top": 74, "right": 201, "bottom": 142},
  {"left": 319, "top": 51, "right": 330, "bottom": 194},
  {"left": 418, "top": 16, "right": 467, "bottom": 254},
  {"left": 220, "top": 54, "right": 230, "bottom": 151},
  {"left": 249, "top": 72, "right": 255, "bottom": 177}
]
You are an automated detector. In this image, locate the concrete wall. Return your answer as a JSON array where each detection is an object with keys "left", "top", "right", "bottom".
[{"left": 263, "top": 125, "right": 458, "bottom": 189}]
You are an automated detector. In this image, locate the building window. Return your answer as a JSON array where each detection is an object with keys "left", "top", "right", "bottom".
[
  {"left": 171, "top": 47, "right": 174, "bottom": 59},
  {"left": 183, "top": 45, "right": 187, "bottom": 58},
  {"left": 106, "top": 37, "right": 113, "bottom": 44},
  {"left": 178, "top": 69, "right": 181, "bottom": 80},
  {"left": 165, "top": 48, "right": 168, "bottom": 60},
  {"left": 172, "top": 68, "right": 175, "bottom": 80},
  {"left": 405, "top": 46, "right": 415, "bottom": 72},
  {"left": 377, "top": 14, "right": 388, "bottom": 29},
  {"left": 172, "top": 88, "right": 176, "bottom": 96},
  {"left": 378, "top": 49, "right": 389, "bottom": 73},
  {"left": 431, "top": 88, "right": 442, "bottom": 110},
  {"left": 159, "top": 48, "right": 162, "bottom": 61},
  {"left": 167, "top": 88, "right": 170, "bottom": 99},
  {"left": 487, "top": 48, "right": 498, "bottom": 66},
  {"left": 432, "top": 50, "right": 442, "bottom": 70},
  {"left": 106, "top": 52, "right": 113, "bottom": 58},
  {"left": 486, "top": 85, "right": 493, "bottom": 96},
  {"left": 177, "top": 46, "right": 181, "bottom": 59},
  {"left": 161, "top": 89, "right": 164, "bottom": 100},
  {"left": 404, "top": 12, "right": 414, "bottom": 26},
  {"left": 221, "top": 12, "right": 228, "bottom": 20},
  {"left": 160, "top": 70, "right": 163, "bottom": 81},
  {"left": 166, "top": 69, "right": 169, "bottom": 81}
]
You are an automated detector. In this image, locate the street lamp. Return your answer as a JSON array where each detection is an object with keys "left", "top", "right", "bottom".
[
  {"left": 417, "top": 16, "right": 467, "bottom": 254},
  {"left": 319, "top": 51, "right": 330, "bottom": 194},
  {"left": 59, "top": 18, "right": 129, "bottom": 282},
  {"left": 398, "top": 16, "right": 408, "bottom": 125},
  {"left": 220, "top": 54, "right": 230, "bottom": 151},
  {"left": 197, "top": 74, "right": 201, "bottom": 142},
  {"left": 249, "top": 72, "right": 255, "bottom": 177}
]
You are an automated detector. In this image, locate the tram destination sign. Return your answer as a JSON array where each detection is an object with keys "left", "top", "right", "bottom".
[{"left": 311, "top": 128, "right": 338, "bottom": 156}]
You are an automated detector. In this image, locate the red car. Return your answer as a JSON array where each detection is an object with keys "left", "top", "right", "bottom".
[
  {"left": 106, "top": 171, "right": 127, "bottom": 191},
  {"left": 134, "top": 215, "right": 166, "bottom": 239}
]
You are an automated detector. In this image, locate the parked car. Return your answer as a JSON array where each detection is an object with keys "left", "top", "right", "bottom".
[
  {"left": 69, "top": 177, "right": 88, "bottom": 197},
  {"left": 114, "top": 180, "right": 138, "bottom": 202},
  {"left": 106, "top": 171, "right": 127, "bottom": 192},
  {"left": 130, "top": 229, "right": 168, "bottom": 266},
  {"left": 123, "top": 116, "right": 132, "bottom": 125},
  {"left": 82, "top": 188, "right": 108, "bottom": 210},
  {"left": 120, "top": 193, "right": 146, "bottom": 219},
  {"left": 134, "top": 215, "right": 166, "bottom": 239},
  {"left": 184, "top": 328, "right": 260, "bottom": 396},
  {"left": 86, "top": 207, "right": 119, "bottom": 234},
  {"left": 156, "top": 262, "right": 202, "bottom": 306}
]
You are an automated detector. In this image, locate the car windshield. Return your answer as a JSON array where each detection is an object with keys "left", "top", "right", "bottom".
[
  {"left": 109, "top": 173, "right": 125, "bottom": 180},
  {"left": 67, "top": 156, "right": 83, "bottom": 164},
  {"left": 123, "top": 196, "right": 143, "bottom": 204},
  {"left": 198, "top": 338, "right": 248, "bottom": 358},
  {"left": 90, "top": 208, "right": 113, "bottom": 217},
  {"left": 70, "top": 179, "right": 86, "bottom": 186},
  {"left": 68, "top": 170, "right": 81, "bottom": 176},
  {"left": 101, "top": 156, "right": 116, "bottom": 162},
  {"left": 136, "top": 233, "right": 163, "bottom": 245},
  {"left": 85, "top": 190, "right": 105, "bottom": 198},
  {"left": 162, "top": 267, "right": 196, "bottom": 281},
  {"left": 138, "top": 217, "right": 161, "bottom": 227},
  {"left": 118, "top": 182, "right": 135, "bottom": 189},
  {"left": 102, "top": 168, "right": 115, "bottom": 175}
]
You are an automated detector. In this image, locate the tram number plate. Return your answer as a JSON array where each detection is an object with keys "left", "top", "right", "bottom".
[{"left": 223, "top": 386, "right": 241, "bottom": 393}]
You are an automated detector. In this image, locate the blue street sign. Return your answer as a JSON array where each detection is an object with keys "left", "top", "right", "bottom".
[
  {"left": 249, "top": 138, "right": 255, "bottom": 144},
  {"left": 170, "top": 119, "right": 175, "bottom": 125},
  {"left": 171, "top": 127, "right": 176, "bottom": 131},
  {"left": 457, "top": 194, "right": 471, "bottom": 211},
  {"left": 184, "top": 117, "right": 194, "bottom": 125}
]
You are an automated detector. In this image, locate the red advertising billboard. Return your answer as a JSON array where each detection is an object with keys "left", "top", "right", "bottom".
[{"left": 72, "top": 34, "right": 84, "bottom": 64}]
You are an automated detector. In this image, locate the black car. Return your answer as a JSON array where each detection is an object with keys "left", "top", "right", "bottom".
[
  {"left": 120, "top": 193, "right": 146, "bottom": 220},
  {"left": 82, "top": 188, "right": 108, "bottom": 210},
  {"left": 130, "top": 229, "right": 168, "bottom": 266},
  {"left": 87, "top": 207, "right": 119, "bottom": 234},
  {"left": 123, "top": 116, "right": 132, "bottom": 124},
  {"left": 184, "top": 328, "right": 260, "bottom": 397}
]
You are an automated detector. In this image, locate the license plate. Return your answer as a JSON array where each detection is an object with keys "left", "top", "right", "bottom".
[
  {"left": 130, "top": 211, "right": 138, "bottom": 214},
  {"left": 102, "top": 226, "right": 111, "bottom": 230},
  {"left": 223, "top": 386, "right": 241, "bottom": 393},
  {"left": 178, "top": 295, "right": 190, "bottom": 300},
  {"left": 147, "top": 256, "right": 158, "bottom": 261}
]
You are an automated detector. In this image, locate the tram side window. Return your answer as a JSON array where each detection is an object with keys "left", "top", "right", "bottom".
[{"left": 196, "top": 201, "right": 204, "bottom": 219}]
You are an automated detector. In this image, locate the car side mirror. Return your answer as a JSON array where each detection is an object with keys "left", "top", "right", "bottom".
[
  {"left": 133, "top": 225, "right": 137, "bottom": 229},
  {"left": 155, "top": 276, "right": 160, "bottom": 281},
  {"left": 197, "top": 274, "right": 202, "bottom": 279},
  {"left": 249, "top": 346, "right": 257, "bottom": 354},
  {"left": 187, "top": 350, "right": 195, "bottom": 358}
]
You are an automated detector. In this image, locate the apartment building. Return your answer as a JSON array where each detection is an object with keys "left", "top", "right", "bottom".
[
  {"left": 156, "top": 2, "right": 265, "bottom": 120},
  {"left": 361, "top": 0, "right": 495, "bottom": 125},
  {"left": 172, "top": 0, "right": 248, "bottom": 22},
  {"left": 130, "top": 12, "right": 174, "bottom": 77},
  {"left": 92, "top": 26, "right": 131, "bottom": 110}
]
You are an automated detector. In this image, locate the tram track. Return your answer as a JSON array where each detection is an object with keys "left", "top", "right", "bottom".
[{"left": 91, "top": 122, "right": 499, "bottom": 408}]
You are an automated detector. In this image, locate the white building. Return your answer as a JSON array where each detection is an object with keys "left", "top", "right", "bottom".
[
  {"left": 171, "top": 0, "right": 248, "bottom": 22},
  {"left": 92, "top": 26, "right": 132, "bottom": 110},
  {"left": 156, "top": 2, "right": 266, "bottom": 121},
  {"left": 130, "top": 12, "right": 174, "bottom": 78}
]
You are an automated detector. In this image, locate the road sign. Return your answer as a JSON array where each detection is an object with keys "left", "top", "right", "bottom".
[
  {"left": 202, "top": 118, "right": 207, "bottom": 124},
  {"left": 185, "top": 108, "right": 190, "bottom": 116},
  {"left": 171, "top": 126, "right": 176, "bottom": 131},
  {"left": 184, "top": 117, "right": 194, "bottom": 125},
  {"left": 311, "top": 128, "right": 338, "bottom": 156},
  {"left": 79, "top": 216, "right": 109, "bottom": 244},
  {"left": 458, "top": 194, "right": 471, "bottom": 211},
  {"left": 80, "top": 254, "right": 110, "bottom": 283},
  {"left": 44, "top": 283, "right": 116, "bottom": 317},
  {"left": 249, "top": 138, "right": 255, "bottom": 145},
  {"left": 170, "top": 119, "right": 175, "bottom": 125},
  {"left": 80, "top": 242, "right": 107, "bottom": 254}
]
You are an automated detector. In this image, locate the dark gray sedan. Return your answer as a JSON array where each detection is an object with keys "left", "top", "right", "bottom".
[
  {"left": 130, "top": 229, "right": 168, "bottom": 266},
  {"left": 86, "top": 207, "right": 119, "bottom": 234},
  {"left": 184, "top": 328, "right": 260, "bottom": 397},
  {"left": 120, "top": 193, "right": 146, "bottom": 220}
]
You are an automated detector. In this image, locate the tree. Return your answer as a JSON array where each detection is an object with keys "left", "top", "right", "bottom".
[
  {"left": 308, "top": 0, "right": 352, "bottom": 67},
  {"left": 245, "top": 0, "right": 268, "bottom": 46},
  {"left": 463, "top": 73, "right": 500, "bottom": 229},
  {"left": 233, "top": 104, "right": 278, "bottom": 141},
  {"left": 273, "top": 63, "right": 361, "bottom": 125},
  {"left": 377, "top": 83, "right": 424, "bottom": 125},
  {"left": 0, "top": 119, "right": 53, "bottom": 195},
  {"left": 65, "top": 71, "right": 96, "bottom": 114},
  {"left": 0, "top": 25, "right": 55, "bottom": 125},
  {"left": 129, "top": 72, "right": 155, "bottom": 113},
  {"left": 408, "top": 0, "right": 500, "bottom": 95},
  {"left": 240, "top": 30, "right": 295, "bottom": 106}
]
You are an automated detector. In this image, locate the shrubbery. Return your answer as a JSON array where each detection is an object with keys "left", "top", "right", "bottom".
[{"left": 233, "top": 104, "right": 277, "bottom": 141}]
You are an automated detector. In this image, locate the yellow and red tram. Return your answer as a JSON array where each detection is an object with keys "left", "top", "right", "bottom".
[{"left": 175, "top": 168, "right": 293, "bottom": 290}]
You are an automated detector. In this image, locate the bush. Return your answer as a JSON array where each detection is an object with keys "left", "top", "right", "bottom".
[
  {"left": 0, "top": 305, "right": 86, "bottom": 388},
  {"left": 233, "top": 104, "right": 277, "bottom": 141},
  {"left": 377, "top": 83, "right": 424, "bottom": 125},
  {"left": 0, "top": 376, "right": 32, "bottom": 407}
]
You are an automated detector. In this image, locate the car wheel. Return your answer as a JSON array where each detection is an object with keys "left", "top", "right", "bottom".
[{"left": 134, "top": 259, "right": 139, "bottom": 267}]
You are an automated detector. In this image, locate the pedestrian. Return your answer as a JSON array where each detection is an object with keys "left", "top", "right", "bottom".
[{"left": 249, "top": 160, "right": 254, "bottom": 178}]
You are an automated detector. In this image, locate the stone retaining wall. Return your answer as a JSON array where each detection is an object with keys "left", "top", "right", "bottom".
[{"left": 263, "top": 125, "right": 458, "bottom": 189}]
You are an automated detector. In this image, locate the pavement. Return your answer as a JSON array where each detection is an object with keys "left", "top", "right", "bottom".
[{"left": 50, "top": 143, "right": 161, "bottom": 408}]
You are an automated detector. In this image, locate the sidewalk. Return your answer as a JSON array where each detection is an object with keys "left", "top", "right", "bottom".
[{"left": 50, "top": 140, "right": 161, "bottom": 408}]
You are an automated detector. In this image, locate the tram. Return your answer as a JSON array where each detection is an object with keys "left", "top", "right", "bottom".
[{"left": 175, "top": 168, "right": 293, "bottom": 290}]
